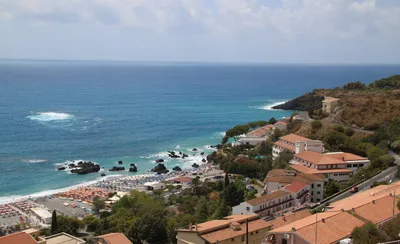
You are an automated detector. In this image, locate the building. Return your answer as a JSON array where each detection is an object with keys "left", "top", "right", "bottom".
[
  {"left": 289, "top": 151, "right": 370, "bottom": 183},
  {"left": 265, "top": 209, "right": 312, "bottom": 230},
  {"left": 272, "top": 134, "right": 324, "bottom": 160},
  {"left": 322, "top": 96, "right": 340, "bottom": 114},
  {"left": 30, "top": 207, "right": 52, "bottom": 225},
  {"left": 274, "top": 121, "right": 288, "bottom": 131},
  {"left": 264, "top": 169, "right": 325, "bottom": 203},
  {"left": 0, "top": 232, "right": 39, "bottom": 244},
  {"left": 95, "top": 233, "right": 132, "bottom": 244},
  {"left": 169, "top": 177, "right": 193, "bottom": 186},
  {"left": 44, "top": 233, "right": 86, "bottom": 244},
  {"left": 143, "top": 182, "right": 165, "bottom": 190},
  {"left": 233, "top": 124, "right": 274, "bottom": 146},
  {"left": 176, "top": 214, "right": 271, "bottom": 244}
]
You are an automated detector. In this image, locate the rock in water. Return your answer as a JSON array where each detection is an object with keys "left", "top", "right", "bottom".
[
  {"left": 109, "top": 166, "right": 125, "bottom": 171},
  {"left": 202, "top": 158, "right": 206, "bottom": 163},
  {"left": 192, "top": 163, "right": 199, "bottom": 168},
  {"left": 172, "top": 166, "right": 182, "bottom": 171},
  {"left": 70, "top": 162, "right": 101, "bottom": 175},
  {"left": 101, "top": 173, "right": 106, "bottom": 177},
  {"left": 155, "top": 159, "right": 164, "bottom": 163},
  {"left": 129, "top": 165, "right": 138, "bottom": 172},
  {"left": 193, "top": 148, "right": 198, "bottom": 151},
  {"left": 118, "top": 160, "right": 123, "bottom": 164},
  {"left": 151, "top": 163, "right": 169, "bottom": 174},
  {"left": 58, "top": 167, "right": 66, "bottom": 171},
  {"left": 200, "top": 152, "right": 204, "bottom": 155}
]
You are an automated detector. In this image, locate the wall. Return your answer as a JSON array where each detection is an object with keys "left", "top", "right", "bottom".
[
  {"left": 325, "top": 172, "right": 351, "bottom": 183},
  {"left": 176, "top": 232, "right": 206, "bottom": 244},
  {"left": 311, "top": 181, "right": 324, "bottom": 203},
  {"left": 266, "top": 182, "right": 289, "bottom": 194},
  {"left": 217, "top": 228, "right": 269, "bottom": 244},
  {"left": 272, "top": 233, "right": 310, "bottom": 244},
  {"left": 232, "top": 202, "right": 254, "bottom": 215}
]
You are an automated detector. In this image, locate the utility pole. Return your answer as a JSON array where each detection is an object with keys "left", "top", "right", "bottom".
[
  {"left": 315, "top": 212, "right": 318, "bottom": 244},
  {"left": 246, "top": 218, "right": 249, "bottom": 244}
]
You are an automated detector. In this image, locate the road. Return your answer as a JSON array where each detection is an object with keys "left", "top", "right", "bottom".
[{"left": 325, "top": 151, "right": 400, "bottom": 204}]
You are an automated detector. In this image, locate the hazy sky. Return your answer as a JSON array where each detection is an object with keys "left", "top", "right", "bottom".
[{"left": 1, "top": 0, "right": 400, "bottom": 63}]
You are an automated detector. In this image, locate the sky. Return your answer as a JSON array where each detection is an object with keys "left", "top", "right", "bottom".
[{"left": 1, "top": 0, "right": 400, "bottom": 64}]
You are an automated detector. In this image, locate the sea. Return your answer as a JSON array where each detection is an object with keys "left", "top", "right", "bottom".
[{"left": 0, "top": 60, "right": 399, "bottom": 202}]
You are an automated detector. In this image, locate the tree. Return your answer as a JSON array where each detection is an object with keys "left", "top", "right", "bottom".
[
  {"left": 352, "top": 222, "right": 387, "bottom": 244},
  {"left": 212, "top": 200, "right": 230, "bottom": 219},
  {"left": 273, "top": 151, "right": 293, "bottom": 169},
  {"left": 343, "top": 81, "right": 367, "bottom": 90},
  {"left": 51, "top": 210, "right": 57, "bottom": 234},
  {"left": 367, "top": 146, "right": 385, "bottom": 162},
  {"left": 222, "top": 183, "right": 244, "bottom": 207},
  {"left": 92, "top": 196, "right": 106, "bottom": 213},
  {"left": 56, "top": 215, "right": 83, "bottom": 236},
  {"left": 392, "top": 140, "right": 400, "bottom": 153},
  {"left": 224, "top": 173, "right": 229, "bottom": 188},
  {"left": 195, "top": 198, "right": 209, "bottom": 223},
  {"left": 324, "top": 180, "right": 340, "bottom": 198},
  {"left": 311, "top": 120, "right": 323, "bottom": 130},
  {"left": 133, "top": 209, "right": 169, "bottom": 244}
]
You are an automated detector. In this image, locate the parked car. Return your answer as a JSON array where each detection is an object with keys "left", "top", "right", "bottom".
[{"left": 350, "top": 186, "right": 359, "bottom": 193}]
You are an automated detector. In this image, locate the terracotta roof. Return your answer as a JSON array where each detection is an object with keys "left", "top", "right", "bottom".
[
  {"left": 96, "top": 233, "right": 132, "bottom": 244},
  {"left": 273, "top": 141, "right": 295, "bottom": 152},
  {"left": 200, "top": 219, "right": 271, "bottom": 243},
  {"left": 289, "top": 164, "right": 353, "bottom": 175},
  {"left": 247, "top": 125, "right": 274, "bottom": 137},
  {"left": 295, "top": 212, "right": 364, "bottom": 244},
  {"left": 353, "top": 195, "right": 400, "bottom": 224},
  {"left": 0, "top": 232, "right": 37, "bottom": 244},
  {"left": 275, "top": 121, "right": 288, "bottom": 125},
  {"left": 247, "top": 190, "right": 290, "bottom": 206},
  {"left": 296, "top": 173, "right": 325, "bottom": 182},
  {"left": 267, "top": 209, "right": 312, "bottom": 230},
  {"left": 279, "top": 134, "right": 310, "bottom": 144},
  {"left": 294, "top": 151, "right": 348, "bottom": 165},
  {"left": 324, "top": 152, "right": 368, "bottom": 162},
  {"left": 265, "top": 170, "right": 324, "bottom": 184},
  {"left": 178, "top": 215, "right": 259, "bottom": 233},
  {"left": 284, "top": 181, "right": 308, "bottom": 193},
  {"left": 170, "top": 177, "right": 193, "bottom": 183},
  {"left": 267, "top": 169, "right": 288, "bottom": 177}
]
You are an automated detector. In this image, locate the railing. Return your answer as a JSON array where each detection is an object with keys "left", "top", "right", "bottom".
[
  {"left": 297, "top": 190, "right": 310, "bottom": 199},
  {"left": 254, "top": 198, "right": 293, "bottom": 214}
]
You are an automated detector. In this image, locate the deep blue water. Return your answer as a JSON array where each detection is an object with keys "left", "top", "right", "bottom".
[{"left": 0, "top": 61, "right": 399, "bottom": 199}]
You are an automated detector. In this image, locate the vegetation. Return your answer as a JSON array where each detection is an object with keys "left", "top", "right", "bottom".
[
  {"left": 351, "top": 222, "right": 387, "bottom": 244},
  {"left": 92, "top": 196, "right": 106, "bottom": 213},
  {"left": 324, "top": 179, "right": 340, "bottom": 198},
  {"left": 370, "top": 75, "right": 400, "bottom": 89},
  {"left": 311, "top": 120, "right": 322, "bottom": 131},
  {"left": 51, "top": 210, "right": 57, "bottom": 234},
  {"left": 343, "top": 81, "right": 367, "bottom": 90},
  {"left": 53, "top": 215, "right": 83, "bottom": 236}
]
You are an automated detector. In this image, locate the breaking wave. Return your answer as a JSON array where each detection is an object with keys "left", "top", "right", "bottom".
[{"left": 27, "top": 112, "right": 75, "bottom": 122}]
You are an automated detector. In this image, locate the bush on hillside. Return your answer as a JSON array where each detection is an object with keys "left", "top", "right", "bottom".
[
  {"left": 343, "top": 81, "right": 367, "bottom": 90},
  {"left": 311, "top": 120, "right": 323, "bottom": 130}
]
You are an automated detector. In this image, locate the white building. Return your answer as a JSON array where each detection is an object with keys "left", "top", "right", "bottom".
[
  {"left": 233, "top": 124, "right": 274, "bottom": 146},
  {"left": 289, "top": 151, "right": 370, "bottom": 183},
  {"left": 272, "top": 134, "right": 324, "bottom": 160},
  {"left": 264, "top": 169, "right": 325, "bottom": 203},
  {"left": 30, "top": 207, "right": 52, "bottom": 225},
  {"left": 143, "top": 182, "right": 165, "bottom": 190}
]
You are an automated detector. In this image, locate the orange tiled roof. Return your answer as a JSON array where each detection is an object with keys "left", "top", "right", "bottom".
[
  {"left": 200, "top": 219, "right": 271, "bottom": 243},
  {"left": 324, "top": 152, "right": 368, "bottom": 162},
  {"left": 289, "top": 164, "right": 352, "bottom": 175},
  {"left": 353, "top": 195, "right": 400, "bottom": 224},
  {"left": 295, "top": 212, "right": 365, "bottom": 244},
  {"left": 295, "top": 151, "right": 348, "bottom": 165},
  {"left": 284, "top": 181, "right": 308, "bottom": 193},
  {"left": 96, "top": 233, "right": 132, "bottom": 244},
  {"left": 274, "top": 141, "right": 295, "bottom": 152},
  {"left": 279, "top": 134, "right": 310, "bottom": 144},
  {"left": 0, "top": 232, "right": 37, "bottom": 244},
  {"left": 267, "top": 209, "right": 312, "bottom": 230},
  {"left": 265, "top": 170, "right": 324, "bottom": 184},
  {"left": 247, "top": 190, "right": 290, "bottom": 206},
  {"left": 177, "top": 215, "right": 258, "bottom": 233},
  {"left": 247, "top": 125, "right": 274, "bottom": 137}
]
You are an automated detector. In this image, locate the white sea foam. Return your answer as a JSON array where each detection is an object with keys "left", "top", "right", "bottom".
[
  {"left": 23, "top": 159, "right": 48, "bottom": 163},
  {"left": 175, "top": 145, "right": 181, "bottom": 149},
  {"left": 253, "top": 100, "right": 288, "bottom": 111},
  {"left": 0, "top": 174, "right": 123, "bottom": 205},
  {"left": 27, "top": 112, "right": 75, "bottom": 122}
]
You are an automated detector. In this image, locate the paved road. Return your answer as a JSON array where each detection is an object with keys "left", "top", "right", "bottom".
[{"left": 325, "top": 152, "right": 400, "bottom": 204}]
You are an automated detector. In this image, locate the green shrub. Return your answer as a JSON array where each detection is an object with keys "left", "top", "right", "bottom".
[{"left": 311, "top": 120, "right": 323, "bottom": 130}]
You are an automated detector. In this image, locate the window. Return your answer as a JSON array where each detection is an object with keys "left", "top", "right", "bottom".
[
  {"left": 246, "top": 207, "right": 250, "bottom": 211},
  {"left": 353, "top": 164, "right": 358, "bottom": 167},
  {"left": 231, "top": 238, "right": 235, "bottom": 241},
  {"left": 317, "top": 184, "right": 321, "bottom": 187},
  {"left": 312, "top": 184, "right": 314, "bottom": 189},
  {"left": 347, "top": 164, "right": 352, "bottom": 168},
  {"left": 241, "top": 236, "right": 245, "bottom": 242},
  {"left": 256, "top": 231, "right": 258, "bottom": 234},
  {"left": 317, "top": 191, "right": 321, "bottom": 194},
  {"left": 359, "top": 164, "right": 364, "bottom": 167},
  {"left": 317, "top": 198, "right": 320, "bottom": 202}
]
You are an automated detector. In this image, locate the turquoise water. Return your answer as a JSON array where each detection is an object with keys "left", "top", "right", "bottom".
[{"left": 0, "top": 61, "right": 399, "bottom": 200}]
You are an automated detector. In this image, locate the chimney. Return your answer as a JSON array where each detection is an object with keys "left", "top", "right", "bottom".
[
  {"left": 342, "top": 156, "right": 345, "bottom": 161},
  {"left": 321, "top": 218, "right": 325, "bottom": 223},
  {"left": 283, "top": 216, "right": 286, "bottom": 221},
  {"left": 372, "top": 200, "right": 375, "bottom": 204}
]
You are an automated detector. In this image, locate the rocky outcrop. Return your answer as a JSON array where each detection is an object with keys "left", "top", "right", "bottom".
[
  {"left": 272, "top": 92, "right": 324, "bottom": 111},
  {"left": 70, "top": 162, "right": 101, "bottom": 175},
  {"left": 200, "top": 152, "right": 204, "bottom": 155},
  {"left": 192, "top": 163, "right": 199, "bottom": 168},
  {"left": 109, "top": 166, "right": 125, "bottom": 171},
  {"left": 172, "top": 166, "right": 182, "bottom": 171},
  {"left": 101, "top": 173, "right": 106, "bottom": 177},
  {"left": 192, "top": 148, "right": 198, "bottom": 151},
  {"left": 155, "top": 159, "right": 164, "bottom": 163},
  {"left": 207, "top": 151, "right": 217, "bottom": 162},
  {"left": 168, "top": 151, "right": 180, "bottom": 158},
  {"left": 58, "top": 167, "right": 66, "bottom": 171},
  {"left": 151, "top": 164, "right": 169, "bottom": 174},
  {"left": 118, "top": 160, "right": 124, "bottom": 164},
  {"left": 182, "top": 154, "right": 188, "bottom": 159},
  {"left": 129, "top": 164, "right": 138, "bottom": 172}
]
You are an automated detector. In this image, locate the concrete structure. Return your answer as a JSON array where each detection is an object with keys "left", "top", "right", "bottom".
[
  {"left": 30, "top": 207, "right": 52, "bottom": 225},
  {"left": 233, "top": 124, "right": 274, "bottom": 146},
  {"left": 96, "top": 233, "right": 132, "bottom": 244},
  {"left": 45, "top": 233, "right": 86, "bottom": 244},
  {"left": 290, "top": 151, "right": 370, "bottom": 183},
  {"left": 176, "top": 214, "right": 271, "bottom": 244},
  {"left": 264, "top": 169, "right": 325, "bottom": 203},
  {"left": 272, "top": 134, "right": 324, "bottom": 160},
  {"left": 169, "top": 177, "right": 193, "bottom": 187},
  {"left": 322, "top": 96, "right": 340, "bottom": 114},
  {"left": 143, "top": 181, "right": 165, "bottom": 190}
]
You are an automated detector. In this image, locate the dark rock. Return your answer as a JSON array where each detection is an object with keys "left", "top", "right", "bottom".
[
  {"left": 101, "top": 173, "right": 106, "bottom": 177},
  {"left": 58, "top": 167, "right": 66, "bottom": 171},
  {"left": 200, "top": 152, "right": 204, "bottom": 155},
  {"left": 182, "top": 154, "right": 188, "bottom": 159},
  {"left": 172, "top": 166, "right": 182, "bottom": 171},
  {"left": 118, "top": 160, "right": 123, "bottom": 164},
  {"left": 207, "top": 151, "right": 217, "bottom": 162},
  {"left": 179, "top": 151, "right": 182, "bottom": 155},
  {"left": 193, "top": 148, "right": 198, "bottom": 151},
  {"left": 129, "top": 165, "right": 138, "bottom": 172},
  {"left": 70, "top": 162, "right": 101, "bottom": 175},
  {"left": 109, "top": 166, "right": 125, "bottom": 172},
  {"left": 151, "top": 163, "right": 169, "bottom": 174},
  {"left": 192, "top": 163, "right": 199, "bottom": 168},
  {"left": 130, "top": 163, "right": 136, "bottom": 167},
  {"left": 169, "top": 154, "right": 180, "bottom": 158},
  {"left": 202, "top": 158, "right": 206, "bottom": 163},
  {"left": 68, "top": 163, "right": 76, "bottom": 168},
  {"left": 272, "top": 92, "right": 324, "bottom": 111},
  {"left": 77, "top": 161, "right": 83, "bottom": 165},
  {"left": 155, "top": 159, "right": 164, "bottom": 163}
]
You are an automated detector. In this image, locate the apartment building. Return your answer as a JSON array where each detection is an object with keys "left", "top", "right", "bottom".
[
  {"left": 176, "top": 214, "right": 271, "bottom": 244},
  {"left": 272, "top": 134, "right": 324, "bottom": 160}
]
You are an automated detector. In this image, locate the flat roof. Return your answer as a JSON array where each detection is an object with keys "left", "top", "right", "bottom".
[
  {"left": 45, "top": 233, "right": 85, "bottom": 244},
  {"left": 279, "top": 134, "right": 310, "bottom": 144},
  {"left": 31, "top": 207, "right": 52, "bottom": 218}
]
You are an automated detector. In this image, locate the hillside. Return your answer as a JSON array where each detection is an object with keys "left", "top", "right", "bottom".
[{"left": 273, "top": 75, "right": 400, "bottom": 130}]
